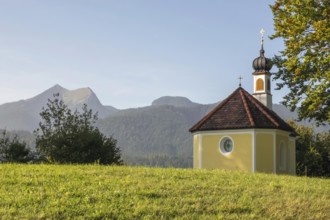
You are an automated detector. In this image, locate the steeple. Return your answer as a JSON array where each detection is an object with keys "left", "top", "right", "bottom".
[
  {"left": 252, "top": 29, "right": 273, "bottom": 72},
  {"left": 252, "top": 29, "right": 273, "bottom": 110}
]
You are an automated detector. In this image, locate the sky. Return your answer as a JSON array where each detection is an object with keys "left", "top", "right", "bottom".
[{"left": 0, "top": 0, "right": 287, "bottom": 109}]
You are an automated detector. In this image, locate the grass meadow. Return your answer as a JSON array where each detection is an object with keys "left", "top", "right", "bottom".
[{"left": 0, "top": 164, "right": 329, "bottom": 219}]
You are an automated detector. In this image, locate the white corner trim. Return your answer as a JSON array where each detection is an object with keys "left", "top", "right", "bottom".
[
  {"left": 273, "top": 132, "right": 276, "bottom": 174},
  {"left": 193, "top": 135, "right": 195, "bottom": 168},
  {"left": 252, "top": 130, "right": 256, "bottom": 173}
]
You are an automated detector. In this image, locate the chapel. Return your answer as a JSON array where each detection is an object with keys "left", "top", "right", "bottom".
[{"left": 189, "top": 31, "right": 296, "bottom": 175}]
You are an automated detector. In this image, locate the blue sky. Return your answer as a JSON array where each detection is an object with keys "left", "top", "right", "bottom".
[{"left": 0, "top": 0, "right": 286, "bottom": 109}]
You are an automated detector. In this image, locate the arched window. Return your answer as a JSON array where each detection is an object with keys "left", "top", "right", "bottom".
[
  {"left": 280, "top": 142, "right": 286, "bottom": 171},
  {"left": 256, "top": 78, "right": 264, "bottom": 91}
]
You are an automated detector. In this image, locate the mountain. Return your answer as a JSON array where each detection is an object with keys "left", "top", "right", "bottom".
[
  {"left": 152, "top": 96, "right": 199, "bottom": 108},
  {"left": 97, "top": 103, "right": 213, "bottom": 167},
  {"left": 0, "top": 84, "right": 117, "bottom": 131},
  {"left": 0, "top": 85, "right": 328, "bottom": 167},
  {"left": 98, "top": 104, "right": 211, "bottom": 155},
  {"left": 272, "top": 104, "right": 325, "bottom": 132},
  {"left": 98, "top": 97, "right": 329, "bottom": 167}
]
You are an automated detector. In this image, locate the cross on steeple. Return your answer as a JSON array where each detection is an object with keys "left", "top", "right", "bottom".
[
  {"left": 259, "top": 28, "right": 266, "bottom": 56},
  {"left": 260, "top": 28, "right": 265, "bottom": 46},
  {"left": 238, "top": 75, "right": 243, "bottom": 87}
]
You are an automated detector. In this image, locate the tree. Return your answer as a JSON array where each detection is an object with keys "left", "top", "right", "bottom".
[
  {"left": 270, "top": 0, "right": 330, "bottom": 124},
  {"left": 289, "top": 121, "right": 330, "bottom": 177},
  {"left": 0, "top": 130, "right": 31, "bottom": 163},
  {"left": 35, "top": 94, "right": 122, "bottom": 164}
]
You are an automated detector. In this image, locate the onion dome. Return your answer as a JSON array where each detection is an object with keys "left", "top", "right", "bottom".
[
  {"left": 253, "top": 29, "right": 273, "bottom": 72},
  {"left": 252, "top": 45, "right": 273, "bottom": 72}
]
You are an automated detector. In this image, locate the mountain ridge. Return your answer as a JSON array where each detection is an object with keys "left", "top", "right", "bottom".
[
  {"left": 0, "top": 85, "right": 328, "bottom": 167},
  {"left": 152, "top": 96, "right": 200, "bottom": 108},
  {"left": 0, "top": 84, "right": 327, "bottom": 132},
  {"left": 0, "top": 84, "right": 117, "bottom": 131}
]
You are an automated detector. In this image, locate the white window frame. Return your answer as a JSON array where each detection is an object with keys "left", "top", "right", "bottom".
[{"left": 219, "top": 136, "right": 234, "bottom": 155}]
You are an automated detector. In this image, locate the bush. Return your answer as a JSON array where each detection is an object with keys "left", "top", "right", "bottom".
[
  {"left": 289, "top": 121, "right": 330, "bottom": 177},
  {"left": 0, "top": 130, "right": 31, "bottom": 163},
  {"left": 35, "top": 94, "right": 122, "bottom": 165}
]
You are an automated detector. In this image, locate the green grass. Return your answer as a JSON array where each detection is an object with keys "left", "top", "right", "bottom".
[{"left": 0, "top": 164, "right": 329, "bottom": 219}]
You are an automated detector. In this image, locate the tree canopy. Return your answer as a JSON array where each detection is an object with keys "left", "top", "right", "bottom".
[
  {"left": 0, "top": 130, "right": 31, "bottom": 163},
  {"left": 270, "top": 0, "right": 330, "bottom": 124},
  {"left": 35, "top": 94, "right": 122, "bottom": 164},
  {"left": 289, "top": 121, "right": 330, "bottom": 177}
]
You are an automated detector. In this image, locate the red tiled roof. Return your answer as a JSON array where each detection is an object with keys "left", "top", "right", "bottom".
[{"left": 189, "top": 87, "right": 296, "bottom": 135}]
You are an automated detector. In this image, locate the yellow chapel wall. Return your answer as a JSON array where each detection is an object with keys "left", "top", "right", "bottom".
[
  {"left": 255, "top": 131, "right": 274, "bottom": 173},
  {"left": 193, "top": 134, "right": 200, "bottom": 169},
  {"left": 275, "top": 131, "right": 296, "bottom": 175},
  {"left": 200, "top": 131, "right": 253, "bottom": 171},
  {"left": 288, "top": 137, "right": 296, "bottom": 175}
]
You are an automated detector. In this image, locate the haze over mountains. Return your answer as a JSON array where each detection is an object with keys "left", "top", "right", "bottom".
[{"left": 0, "top": 85, "right": 328, "bottom": 167}]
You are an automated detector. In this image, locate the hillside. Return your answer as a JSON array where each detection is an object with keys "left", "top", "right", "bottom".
[
  {"left": 0, "top": 164, "right": 329, "bottom": 219},
  {"left": 98, "top": 101, "right": 328, "bottom": 166},
  {"left": 97, "top": 103, "right": 215, "bottom": 167}
]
